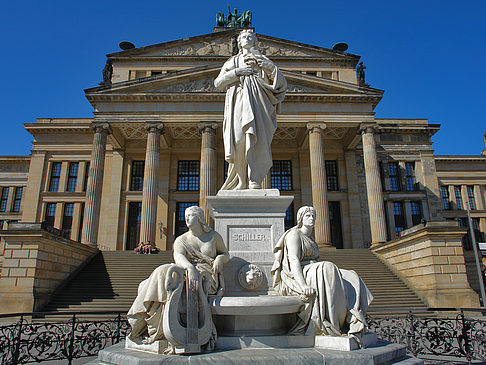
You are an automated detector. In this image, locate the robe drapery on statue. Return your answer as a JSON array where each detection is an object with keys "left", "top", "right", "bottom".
[
  {"left": 271, "top": 228, "right": 374, "bottom": 338},
  {"left": 215, "top": 53, "right": 287, "bottom": 189},
  {"left": 127, "top": 233, "right": 223, "bottom": 346}
]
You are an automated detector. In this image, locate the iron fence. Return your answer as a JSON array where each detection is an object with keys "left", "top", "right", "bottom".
[
  {"left": 0, "top": 308, "right": 485, "bottom": 364},
  {"left": 0, "top": 311, "right": 129, "bottom": 364}
]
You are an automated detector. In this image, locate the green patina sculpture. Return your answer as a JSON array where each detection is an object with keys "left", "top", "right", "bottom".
[{"left": 216, "top": 6, "right": 252, "bottom": 27}]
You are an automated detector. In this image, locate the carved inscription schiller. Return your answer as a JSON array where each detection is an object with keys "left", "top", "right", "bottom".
[{"left": 228, "top": 227, "right": 271, "bottom": 251}]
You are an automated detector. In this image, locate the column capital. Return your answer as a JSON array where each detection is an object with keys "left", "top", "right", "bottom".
[
  {"left": 199, "top": 122, "right": 218, "bottom": 134},
  {"left": 306, "top": 122, "right": 327, "bottom": 134},
  {"left": 144, "top": 122, "right": 165, "bottom": 134},
  {"left": 359, "top": 123, "right": 379, "bottom": 135},
  {"left": 90, "top": 122, "right": 111, "bottom": 135}
]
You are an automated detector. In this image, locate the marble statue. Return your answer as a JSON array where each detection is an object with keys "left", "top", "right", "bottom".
[
  {"left": 127, "top": 206, "right": 229, "bottom": 353},
  {"left": 215, "top": 29, "right": 287, "bottom": 190},
  {"left": 271, "top": 206, "right": 373, "bottom": 343}
]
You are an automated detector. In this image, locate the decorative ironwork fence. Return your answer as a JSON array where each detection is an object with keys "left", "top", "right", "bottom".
[
  {"left": 0, "top": 311, "right": 129, "bottom": 364},
  {"left": 367, "top": 309, "right": 486, "bottom": 363},
  {"left": 0, "top": 309, "right": 485, "bottom": 364}
]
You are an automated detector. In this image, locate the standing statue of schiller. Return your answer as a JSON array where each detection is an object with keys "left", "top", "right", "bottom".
[{"left": 215, "top": 30, "right": 287, "bottom": 190}]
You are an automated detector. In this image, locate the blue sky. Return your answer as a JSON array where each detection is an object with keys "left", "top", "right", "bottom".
[{"left": 1, "top": 0, "right": 485, "bottom": 156}]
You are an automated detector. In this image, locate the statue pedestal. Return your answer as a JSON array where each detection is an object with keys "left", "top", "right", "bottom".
[
  {"left": 206, "top": 189, "right": 293, "bottom": 296},
  {"left": 315, "top": 333, "right": 378, "bottom": 351}
]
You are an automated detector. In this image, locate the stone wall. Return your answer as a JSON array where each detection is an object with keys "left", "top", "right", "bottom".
[
  {"left": 372, "top": 222, "right": 480, "bottom": 308},
  {"left": 0, "top": 223, "right": 97, "bottom": 314}
]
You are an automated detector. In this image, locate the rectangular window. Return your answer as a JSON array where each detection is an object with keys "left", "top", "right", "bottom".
[
  {"left": 177, "top": 161, "right": 200, "bottom": 191},
  {"left": 45, "top": 203, "right": 56, "bottom": 227},
  {"left": 410, "top": 201, "right": 423, "bottom": 226},
  {"left": 441, "top": 186, "right": 451, "bottom": 210},
  {"left": 388, "top": 162, "right": 401, "bottom": 192},
  {"left": 66, "top": 162, "right": 79, "bottom": 192},
  {"left": 467, "top": 186, "right": 476, "bottom": 210},
  {"left": 175, "top": 202, "right": 198, "bottom": 238},
  {"left": 271, "top": 160, "right": 293, "bottom": 191},
  {"left": 454, "top": 186, "right": 463, "bottom": 210},
  {"left": 83, "top": 162, "right": 90, "bottom": 192},
  {"left": 0, "top": 187, "right": 9, "bottom": 212},
  {"left": 49, "top": 162, "right": 62, "bottom": 192},
  {"left": 130, "top": 161, "right": 145, "bottom": 191},
  {"left": 325, "top": 161, "right": 339, "bottom": 191},
  {"left": 460, "top": 217, "right": 484, "bottom": 251},
  {"left": 393, "top": 201, "right": 406, "bottom": 235},
  {"left": 78, "top": 203, "right": 85, "bottom": 242},
  {"left": 12, "top": 187, "right": 23, "bottom": 212},
  {"left": 405, "top": 162, "right": 417, "bottom": 191},
  {"left": 284, "top": 202, "right": 295, "bottom": 231},
  {"left": 62, "top": 203, "right": 74, "bottom": 236}
]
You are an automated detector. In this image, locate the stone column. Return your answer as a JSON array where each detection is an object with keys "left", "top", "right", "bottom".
[
  {"left": 360, "top": 125, "right": 387, "bottom": 244},
  {"left": 199, "top": 122, "right": 218, "bottom": 224},
  {"left": 307, "top": 123, "right": 332, "bottom": 246},
  {"left": 82, "top": 122, "right": 110, "bottom": 247},
  {"left": 139, "top": 123, "right": 164, "bottom": 245}
]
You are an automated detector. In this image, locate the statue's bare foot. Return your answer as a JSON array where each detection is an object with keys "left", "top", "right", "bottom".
[{"left": 249, "top": 181, "right": 261, "bottom": 189}]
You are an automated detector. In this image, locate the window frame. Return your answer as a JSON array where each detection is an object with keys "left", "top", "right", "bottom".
[
  {"left": 325, "top": 160, "right": 339, "bottom": 191},
  {"left": 388, "top": 162, "right": 401, "bottom": 192},
  {"left": 0, "top": 187, "right": 9, "bottom": 212},
  {"left": 130, "top": 160, "right": 145, "bottom": 191},
  {"left": 271, "top": 160, "right": 293, "bottom": 191},
  {"left": 49, "top": 162, "right": 62, "bottom": 192},
  {"left": 12, "top": 187, "right": 23, "bottom": 212},
  {"left": 66, "top": 162, "right": 79, "bottom": 192},
  {"left": 177, "top": 160, "right": 200, "bottom": 191}
]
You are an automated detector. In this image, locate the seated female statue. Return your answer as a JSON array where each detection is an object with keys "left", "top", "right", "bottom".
[
  {"left": 127, "top": 206, "right": 229, "bottom": 349},
  {"left": 271, "top": 206, "right": 373, "bottom": 340}
]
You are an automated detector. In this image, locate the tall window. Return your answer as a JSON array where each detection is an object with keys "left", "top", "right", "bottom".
[
  {"left": 388, "top": 162, "right": 401, "bottom": 191},
  {"left": 271, "top": 160, "right": 293, "bottom": 190},
  {"left": 329, "top": 201, "right": 343, "bottom": 249},
  {"left": 0, "top": 187, "right": 9, "bottom": 212},
  {"left": 12, "top": 187, "right": 23, "bottom": 212},
  {"left": 284, "top": 203, "right": 295, "bottom": 231},
  {"left": 175, "top": 202, "right": 198, "bottom": 238},
  {"left": 441, "top": 186, "right": 451, "bottom": 210},
  {"left": 83, "top": 162, "right": 90, "bottom": 191},
  {"left": 459, "top": 218, "right": 484, "bottom": 250},
  {"left": 410, "top": 201, "right": 423, "bottom": 226},
  {"left": 393, "top": 201, "right": 406, "bottom": 235},
  {"left": 177, "top": 161, "right": 200, "bottom": 191},
  {"left": 130, "top": 161, "right": 145, "bottom": 191},
  {"left": 66, "top": 162, "right": 79, "bottom": 192},
  {"left": 62, "top": 203, "right": 74, "bottom": 236},
  {"left": 45, "top": 203, "right": 56, "bottom": 227},
  {"left": 467, "top": 186, "right": 476, "bottom": 210},
  {"left": 49, "top": 162, "right": 62, "bottom": 192},
  {"left": 405, "top": 162, "right": 416, "bottom": 191},
  {"left": 325, "top": 161, "right": 339, "bottom": 191},
  {"left": 78, "top": 203, "right": 85, "bottom": 242},
  {"left": 454, "top": 186, "right": 463, "bottom": 210}
]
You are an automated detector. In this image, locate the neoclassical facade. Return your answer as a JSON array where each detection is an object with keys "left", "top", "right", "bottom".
[{"left": 0, "top": 27, "right": 485, "bottom": 255}]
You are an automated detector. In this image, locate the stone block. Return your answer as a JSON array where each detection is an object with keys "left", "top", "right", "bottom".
[
  {"left": 19, "top": 258, "right": 37, "bottom": 268},
  {"left": 16, "top": 277, "right": 34, "bottom": 288},
  {"left": 0, "top": 277, "right": 17, "bottom": 287},
  {"left": 441, "top": 265, "right": 458, "bottom": 274},
  {"left": 1, "top": 267, "right": 9, "bottom": 277},
  {"left": 438, "top": 247, "right": 455, "bottom": 256},
  {"left": 3, "top": 249, "right": 12, "bottom": 258},
  {"left": 26, "top": 268, "right": 36, "bottom": 277},
  {"left": 28, "top": 250, "right": 39, "bottom": 258},
  {"left": 315, "top": 333, "right": 377, "bottom": 351},
  {"left": 12, "top": 250, "right": 29, "bottom": 259},
  {"left": 9, "top": 268, "right": 27, "bottom": 277},
  {"left": 3, "top": 258, "right": 20, "bottom": 268},
  {"left": 448, "top": 256, "right": 465, "bottom": 265},
  {"left": 450, "top": 274, "right": 468, "bottom": 283}
]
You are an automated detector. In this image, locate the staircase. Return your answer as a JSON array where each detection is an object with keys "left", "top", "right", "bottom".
[{"left": 44, "top": 249, "right": 427, "bottom": 315}]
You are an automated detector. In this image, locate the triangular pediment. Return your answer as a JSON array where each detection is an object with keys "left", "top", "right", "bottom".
[
  {"left": 108, "top": 29, "right": 358, "bottom": 60},
  {"left": 86, "top": 66, "right": 382, "bottom": 97}
]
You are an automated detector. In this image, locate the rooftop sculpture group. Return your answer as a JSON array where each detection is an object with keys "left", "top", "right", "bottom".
[{"left": 216, "top": 6, "right": 252, "bottom": 28}]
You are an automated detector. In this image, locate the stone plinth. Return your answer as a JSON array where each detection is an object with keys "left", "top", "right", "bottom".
[
  {"left": 93, "top": 340, "right": 423, "bottom": 365},
  {"left": 315, "top": 332, "right": 378, "bottom": 351},
  {"left": 0, "top": 223, "right": 98, "bottom": 313},
  {"left": 373, "top": 221, "right": 480, "bottom": 307},
  {"left": 206, "top": 189, "right": 293, "bottom": 296}
]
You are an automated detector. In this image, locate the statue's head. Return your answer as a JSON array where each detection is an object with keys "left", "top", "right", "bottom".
[
  {"left": 184, "top": 205, "right": 211, "bottom": 232},
  {"left": 237, "top": 29, "right": 258, "bottom": 52},
  {"left": 296, "top": 206, "right": 316, "bottom": 228}
]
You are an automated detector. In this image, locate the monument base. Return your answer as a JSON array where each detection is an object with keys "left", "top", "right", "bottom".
[
  {"left": 125, "top": 337, "right": 168, "bottom": 354},
  {"left": 91, "top": 340, "right": 424, "bottom": 364},
  {"left": 314, "top": 332, "right": 378, "bottom": 351}
]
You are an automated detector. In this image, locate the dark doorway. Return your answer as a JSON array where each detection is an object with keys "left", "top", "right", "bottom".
[
  {"left": 126, "top": 202, "right": 142, "bottom": 250},
  {"left": 329, "top": 201, "right": 343, "bottom": 249}
]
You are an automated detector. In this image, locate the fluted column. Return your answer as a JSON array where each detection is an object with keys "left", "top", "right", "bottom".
[
  {"left": 199, "top": 122, "right": 218, "bottom": 224},
  {"left": 360, "top": 124, "right": 387, "bottom": 244},
  {"left": 82, "top": 122, "right": 110, "bottom": 247},
  {"left": 307, "top": 123, "right": 332, "bottom": 246},
  {"left": 139, "top": 123, "right": 164, "bottom": 245}
]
